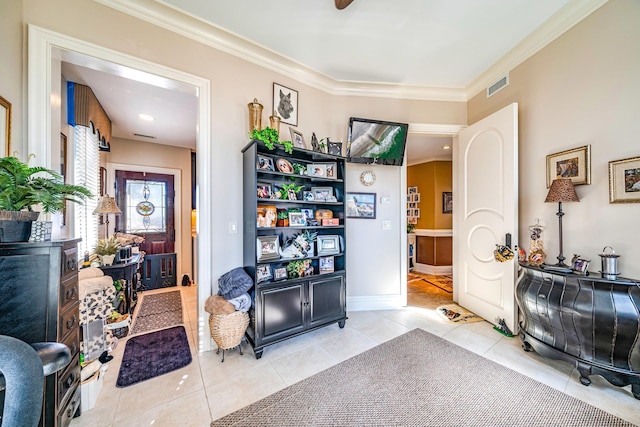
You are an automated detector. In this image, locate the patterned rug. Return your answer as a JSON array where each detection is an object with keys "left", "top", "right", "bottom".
[
  {"left": 130, "top": 290, "right": 183, "bottom": 335},
  {"left": 408, "top": 272, "right": 453, "bottom": 293},
  {"left": 116, "top": 325, "right": 191, "bottom": 387},
  {"left": 436, "top": 303, "right": 484, "bottom": 323},
  {"left": 211, "top": 328, "right": 633, "bottom": 426}
]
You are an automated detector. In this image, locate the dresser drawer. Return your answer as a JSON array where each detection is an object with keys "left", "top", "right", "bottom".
[
  {"left": 57, "top": 382, "right": 80, "bottom": 427},
  {"left": 61, "top": 245, "right": 79, "bottom": 281},
  {"left": 60, "top": 276, "right": 79, "bottom": 313},
  {"left": 59, "top": 302, "right": 80, "bottom": 341},
  {"left": 57, "top": 353, "right": 80, "bottom": 408},
  {"left": 61, "top": 321, "right": 80, "bottom": 358}
]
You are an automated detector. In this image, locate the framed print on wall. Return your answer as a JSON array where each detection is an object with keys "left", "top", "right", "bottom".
[
  {"left": 546, "top": 145, "right": 591, "bottom": 187},
  {"left": 608, "top": 156, "right": 640, "bottom": 203},
  {"left": 442, "top": 192, "right": 453, "bottom": 214},
  {"left": 346, "top": 192, "right": 376, "bottom": 219},
  {"left": 273, "top": 83, "right": 298, "bottom": 126}
]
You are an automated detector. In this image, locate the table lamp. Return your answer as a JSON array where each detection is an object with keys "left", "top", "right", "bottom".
[
  {"left": 544, "top": 179, "right": 579, "bottom": 267},
  {"left": 93, "top": 194, "right": 121, "bottom": 238}
]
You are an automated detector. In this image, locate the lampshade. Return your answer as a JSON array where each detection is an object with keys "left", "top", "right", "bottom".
[
  {"left": 93, "top": 195, "right": 122, "bottom": 215},
  {"left": 544, "top": 179, "right": 579, "bottom": 203}
]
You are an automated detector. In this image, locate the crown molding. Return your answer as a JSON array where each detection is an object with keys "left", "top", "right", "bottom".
[
  {"left": 465, "top": 0, "right": 609, "bottom": 100},
  {"left": 95, "top": 0, "right": 607, "bottom": 103},
  {"left": 408, "top": 123, "right": 465, "bottom": 135}
]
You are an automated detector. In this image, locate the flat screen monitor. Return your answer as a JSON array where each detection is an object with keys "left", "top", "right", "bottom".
[{"left": 346, "top": 117, "right": 408, "bottom": 166}]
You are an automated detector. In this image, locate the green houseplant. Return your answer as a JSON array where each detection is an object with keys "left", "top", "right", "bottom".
[
  {"left": 249, "top": 127, "right": 294, "bottom": 154},
  {"left": 0, "top": 156, "right": 92, "bottom": 242},
  {"left": 93, "top": 236, "right": 121, "bottom": 266}
]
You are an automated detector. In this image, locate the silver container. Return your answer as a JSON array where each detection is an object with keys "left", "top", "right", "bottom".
[{"left": 599, "top": 246, "right": 620, "bottom": 280}]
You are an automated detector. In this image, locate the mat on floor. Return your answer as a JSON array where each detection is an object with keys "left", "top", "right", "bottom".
[
  {"left": 130, "top": 290, "right": 183, "bottom": 335},
  {"left": 211, "top": 328, "right": 633, "bottom": 426},
  {"left": 116, "top": 325, "right": 191, "bottom": 387},
  {"left": 436, "top": 303, "right": 484, "bottom": 323},
  {"left": 408, "top": 273, "right": 453, "bottom": 293}
]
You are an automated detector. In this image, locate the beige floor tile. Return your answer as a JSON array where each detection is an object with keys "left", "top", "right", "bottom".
[
  {"left": 115, "top": 389, "right": 212, "bottom": 427},
  {"left": 356, "top": 315, "right": 412, "bottom": 343},
  {"left": 318, "top": 327, "right": 379, "bottom": 362},
  {"left": 442, "top": 324, "right": 502, "bottom": 355},
  {"left": 270, "top": 344, "right": 339, "bottom": 385}
]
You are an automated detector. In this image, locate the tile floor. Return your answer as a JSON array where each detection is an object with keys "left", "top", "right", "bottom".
[{"left": 70, "top": 285, "right": 640, "bottom": 427}]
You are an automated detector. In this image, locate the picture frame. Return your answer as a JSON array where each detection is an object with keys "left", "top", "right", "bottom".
[
  {"left": 273, "top": 83, "right": 298, "bottom": 126},
  {"left": 608, "top": 156, "right": 640, "bottom": 203},
  {"left": 311, "top": 186, "right": 333, "bottom": 201},
  {"left": 307, "top": 163, "right": 327, "bottom": 178},
  {"left": 1, "top": 95, "right": 12, "bottom": 156},
  {"left": 442, "top": 192, "right": 453, "bottom": 214},
  {"left": 301, "top": 208, "right": 314, "bottom": 222},
  {"left": 413, "top": 193, "right": 420, "bottom": 202},
  {"left": 273, "top": 267, "right": 288, "bottom": 281},
  {"left": 319, "top": 162, "right": 337, "bottom": 179},
  {"left": 346, "top": 192, "right": 376, "bottom": 219},
  {"left": 327, "top": 141, "right": 342, "bottom": 156},
  {"left": 303, "top": 191, "right": 314, "bottom": 201},
  {"left": 256, "top": 235, "right": 280, "bottom": 262},
  {"left": 319, "top": 256, "right": 335, "bottom": 274},
  {"left": 257, "top": 205, "right": 277, "bottom": 228},
  {"left": 257, "top": 182, "right": 272, "bottom": 199},
  {"left": 317, "top": 235, "right": 340, "bottom": 256},
  {"left": 288, "top": 212, "right": 307, "bottom": 227},
  {"left": 289, "top": 127, "right": 306, "bottom": 149},
  {"left": 408, "top": 186, "right": 418, "bottom": 194},
  {"left": 256, "top": 154, "right": 275, "bottom": 171},
  {"left": 276, "top": 157, "right": 294, "bottom": 174},
  {"left": 572, "top": 257, "right": 590, "bottom": 274},
  {"left": 256, "top": 264, "right": 273, "bottom": 284},
  {"left": 546, "top": 145, "right": 591, "bottom": 188}
]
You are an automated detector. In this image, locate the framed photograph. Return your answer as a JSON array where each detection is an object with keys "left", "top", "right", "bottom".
[
  {"left": 256, "top": 264, "right": 273, "bottom": 284},
  {"left": 256, "top": 154, "right": 275, "bottom": 171},
  {"left": 546, "top": 145, "right": 591, "bottom": 187},
  {"left": 413, "top": 209, "right": 420, "bottom": 218},
  {"left": 256, "top": 235, "right": 280, "bottom": 262},
  {"left": 319, "top": 162, "right": 337, "bottom": 179},
  {"left": 273, "top": 267, "right": 287, "bottom": 281},
  {"left": 289, "top": 127, "right": 306, "bottom": 149},
  {"left": 257, "top": 182, "right": 272, "bottom": 199},
  {"left": 346, "top": 192, "right": 376, "bottom": 219},
  {"left": 317, "top": 235, "right": 340, "bottom": 256},
  {"left": 307, "top": 163, "right": 327, "bottom": 177},
  {"left": 303, "top": 191, "right": 314, "bottom": 201},
  {"left": 608, "top": 156, "right": 640, "bottom": 203},
  {"left": 572, "top": 257, "right": 590, "bottom": 274},
  {"left": 276, "top": 157, "right": 294, "bottom": 174},
  {"left": 413, "top": 193, "right": 420, "bottom": 202},
  {"left": 443, "top": 192, "right": 453, "bottom": 214},
  {"left": 257, "top": 205, "right": 277, "bottom": 228},
  {"left": 327, "top": 141, "right": 342, "bottom": 156},
  {"left": 311, "top": 187, "right": 333, "bottom": 201},
  {"left": 288, "top": 212, "right": 307, "bottom": 227},
  {"left": 319, "top": 256, "right": 335, "bottom": 274},
  {"left": 301, "top": 208, "right": 314, "bottom": 222},
  {"left": 274, "top": 83, "right": 298, "bottom": 126}
]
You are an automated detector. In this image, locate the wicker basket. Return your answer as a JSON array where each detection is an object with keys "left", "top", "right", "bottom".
[{"left": 208, "top": 311, "right": 249, "bottom": 350}]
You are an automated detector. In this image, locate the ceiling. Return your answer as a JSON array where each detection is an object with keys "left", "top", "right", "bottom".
[{"left": 63, "top": 0, "right": 585, "bottom": 163}]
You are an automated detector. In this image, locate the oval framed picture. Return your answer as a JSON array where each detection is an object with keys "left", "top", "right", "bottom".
[{"left": 276, "top": 158, "right": 293, "bottom": 173}]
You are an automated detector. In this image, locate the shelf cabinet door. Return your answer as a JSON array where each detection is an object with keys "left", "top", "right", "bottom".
[
  {"left": 258, "top": 282, "right": 305, "bottom": 344},
  {"left": 308, "top": 273, "right": 345, "bottom": 329}
]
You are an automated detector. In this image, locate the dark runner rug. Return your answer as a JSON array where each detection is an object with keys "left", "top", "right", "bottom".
[
  {"left": 130, "top": 290, "right": 183, "bottom": 335},
  {"left": 116, "top": 325, "right": 191, "bottom": 387},
  {"left": 212, "top": 328, "right": 634, "bottom": 427}
]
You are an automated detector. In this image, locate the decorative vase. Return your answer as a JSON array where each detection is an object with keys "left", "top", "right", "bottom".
[
  {"left": 101, "top": 254, "right": 116, "bottom": 266},
  {"left": 269, "top": 114, "right": 281, "bottom": 135},
  {"left": 248, "top": 98, "right": 263, "bottom": 132}
]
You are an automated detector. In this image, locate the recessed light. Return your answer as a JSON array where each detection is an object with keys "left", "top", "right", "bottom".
[
  {"left": 443, "top": 145, "right": 451, "bottom": 150},
  {"left": 138, "top": 113, "right": 155, "bottom": 121}
]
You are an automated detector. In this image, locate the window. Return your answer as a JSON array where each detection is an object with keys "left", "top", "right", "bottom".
[{"left": 73, "top": 125, "right": 99, "bottom": 256}]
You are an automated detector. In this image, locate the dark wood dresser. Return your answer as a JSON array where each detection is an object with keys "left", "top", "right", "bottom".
[
  {"left": 0, "top": 239, "right": 82, "bottom": 426},
  {"left": 516, "top": 263, "right": 640, "bottom": 399}
]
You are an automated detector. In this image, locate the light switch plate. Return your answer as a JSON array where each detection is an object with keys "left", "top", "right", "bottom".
[
  {"left": 382, "top": 220, "right": 391, "bottom": 231},
  {"left": 229, "top": 221, "right": 238, "bottom": 234}
]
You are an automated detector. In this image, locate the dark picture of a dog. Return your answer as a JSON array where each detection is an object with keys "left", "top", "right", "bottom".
[{"left": 273, "top": 83, "right": 298, "bottom": 126}]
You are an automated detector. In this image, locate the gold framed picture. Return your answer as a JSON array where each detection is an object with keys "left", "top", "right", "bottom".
[
  {"left": 546, "top": 145, "right": 591, "bottom": 187},
  {"left": 608, "top": 156, "right": 640, "bottom": 203}
]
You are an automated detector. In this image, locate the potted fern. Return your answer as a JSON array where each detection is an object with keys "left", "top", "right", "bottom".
[
  {"left": 93, "top": 236, "right": 121, "bottom": 266},
  {"left": 0, "top": 156, "right": 92, "bottom": 242}
]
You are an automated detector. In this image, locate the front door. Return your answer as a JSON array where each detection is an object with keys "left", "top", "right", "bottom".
[
  {"left": 454, "top": 103, "right": 518, "bottom": 333},
  {"left": 115, "top": 171, "right": 175, "bottom": 255}
]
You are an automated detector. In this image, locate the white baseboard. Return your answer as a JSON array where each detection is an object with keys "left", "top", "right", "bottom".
[
  {"left": 414, "top": 263, "right": 453, "bottom": 275},
  {"left": 347, "top": 295, "right": 405, "bottom": 311}
]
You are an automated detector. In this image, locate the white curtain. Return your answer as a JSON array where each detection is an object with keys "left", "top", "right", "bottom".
[{"left": 74, "top": 125, "right": 99, "bottom": 257}]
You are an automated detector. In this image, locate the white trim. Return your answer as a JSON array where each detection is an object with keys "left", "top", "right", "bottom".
[
  {"left": 95, "top": 0, "right": 606, "bottom": 102},
  {"left": 106, "top": 162, "right": 183, "bottom": 278},
  {"left": 27, "top": 25, "right": 214, "bottom": 352},
  {"left": 408, "top": 123, "right": 466, "bottom": 136},
  {"left": 347, "top": 295, "right": 405, "bottom": 311},
  {"left": 414, "top": 263, "right": 453, "bottom": 276},
  {"left": 414, "top": 229, "right": 453, "bottom": 237}
]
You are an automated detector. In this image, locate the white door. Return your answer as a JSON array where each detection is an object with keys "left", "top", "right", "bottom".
[{"left": 453, "top": 103, "right": 518, "bottom": 333}]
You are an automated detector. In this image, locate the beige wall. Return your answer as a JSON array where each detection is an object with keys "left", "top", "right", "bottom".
[
  {"left": 468, "top": 0, "right": 640, "bottom": 278},
  {"left": 2, "top": 0, "right": 466, "bottom": 305},
  {"left": 104, "top": 138, "right": 193, "bottom": 278},
  {"left": 407, "top": 161, "right": 453, "bottom": 229}
]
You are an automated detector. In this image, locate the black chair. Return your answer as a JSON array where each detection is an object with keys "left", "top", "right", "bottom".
[{"left": 0, "top": 336, "right": 71, "bottom": 427}]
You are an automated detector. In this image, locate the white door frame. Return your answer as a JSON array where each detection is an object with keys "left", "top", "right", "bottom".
[{"left": 28, "top": 25, "right": 214, "bottom": 352}]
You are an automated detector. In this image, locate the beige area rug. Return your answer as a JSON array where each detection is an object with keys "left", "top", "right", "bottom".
[
  {"left": 436, "top": 303, "right": 484, "bottom": 323},
  {"left": 130, "top": 290, "right": 183, "bottom": 335},
  {"left": 211, "top": 329, "right": 633, "bottom": 426}
]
